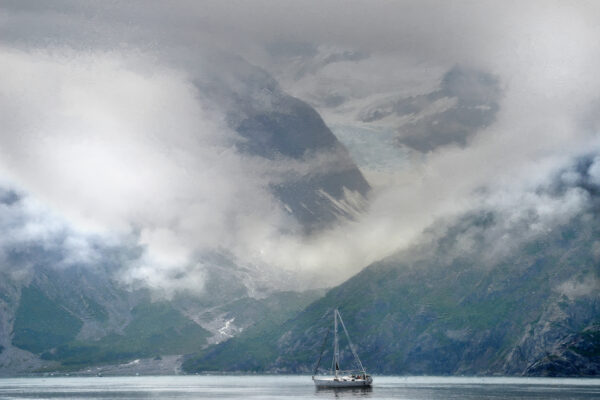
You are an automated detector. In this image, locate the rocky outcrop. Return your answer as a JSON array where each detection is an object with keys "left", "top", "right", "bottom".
[
  {"left": 192, "top": 53, "right": 370, "bottom": 232},
  {"left": 524, "top": 324, "right": 600, "bottom": 376}
]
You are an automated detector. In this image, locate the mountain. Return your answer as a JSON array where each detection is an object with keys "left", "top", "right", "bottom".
[
  {"left": 0, "top": 56, "right": 361, "bottom": 374},
  {"left": 237, "top": 94, "right": 370, "bottom": 230},
  {"left": 356, "top": 66, "right": 501, "bottom": 153},
  {"left": 182, "top": 166, "right": 600, "bottom": 376},
  {"left": 194, "top": 53, "right": 370, "bottom": 231},
  {"left": 0, "top": 199, "right": 324, "bottom": 374},
  {"left": 0, "top": 257, "right": 323, "bottom": 374},
  {"left": 3, "top": 52, "right": 598, "bottom": 377}
]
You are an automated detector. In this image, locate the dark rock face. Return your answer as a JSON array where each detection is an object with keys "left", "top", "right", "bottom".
[
  {"left": 236, "top": 96, "right": 339, "bottom": 159},
  {"left": 235, "top": 93, "right": 370, "bottom": 230},
  {"left": 194, "top": 55, "right": 370, "bottom": 231},
  {"left": 524, "top": 325, "right": 600, "bottom": 376}
]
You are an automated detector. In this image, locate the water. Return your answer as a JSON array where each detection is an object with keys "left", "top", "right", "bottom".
[{"left": 0, "top": 375, "right": 599, "bottom": 399}]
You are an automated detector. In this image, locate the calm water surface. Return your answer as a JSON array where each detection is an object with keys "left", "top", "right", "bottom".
[{"left": 0, "top": 375, "right": 599, "bottom": 399}]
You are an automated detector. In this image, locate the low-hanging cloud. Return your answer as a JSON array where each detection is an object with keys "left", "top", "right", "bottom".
[
  {"left": 0, "top": 47, "right": 301, "bottom": 292},
  {"left": 1, "top": 1, "right": 600, "bottom": 295},
  {"left": 0, "top": 183, "right": 133, "bottom": 285}
]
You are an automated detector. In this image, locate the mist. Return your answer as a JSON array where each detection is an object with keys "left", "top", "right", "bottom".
[{"left": 1, "top": 1, "right": 600, "bottom": 295}]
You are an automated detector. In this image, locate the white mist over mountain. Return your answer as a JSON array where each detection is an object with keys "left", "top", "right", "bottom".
[{"left": 1, "top": 1, "right": 600, "bottom": 295}]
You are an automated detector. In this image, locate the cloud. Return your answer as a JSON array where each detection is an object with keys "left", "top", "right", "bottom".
[
  {"left": 0, "top": 46, "right": 299, "bottom": 291},
  {"left": 0, "top": 185, "right": 127, "bottom": 283},
  {"left": 589, "top": 157, "right": 600, "bottom": 187},
  {"left": 1, "top": 1, "right": 600, "bottom": 295}
]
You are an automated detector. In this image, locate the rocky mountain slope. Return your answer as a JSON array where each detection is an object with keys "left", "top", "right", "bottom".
[
  {"left": 524, "top": 324, "right": 600, "bottom": 376},
  {"left": 183, "top": 161, "right": 600, "bottom": 376},
  {"left": 195, "top": 54, "right": 370, "bottom": 231}
]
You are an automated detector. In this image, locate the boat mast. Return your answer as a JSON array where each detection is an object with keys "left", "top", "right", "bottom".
[
  {"left": 336, "top": 309, "right": 366, "bottom": 374},
  {"left": 334, "top": 308, "right": 339, "bottom": 378}
]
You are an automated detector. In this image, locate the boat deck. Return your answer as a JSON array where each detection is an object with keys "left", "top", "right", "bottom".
[{"left": 313, "top": 375, "right": 373, "bottom": 387}]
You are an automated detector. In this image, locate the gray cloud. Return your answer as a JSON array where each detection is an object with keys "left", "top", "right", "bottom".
[
  {"left": 1, "top": 1, "right": 600, "bottom": 295},
  {"left": 0, "top": 185, "right": 135, "bottom": 283},
  {"left": 423, "top": 154, "right": 600, "bottom": 268},
  {"left": 0, "top": 47, "right": 293, "bottom": 291}
]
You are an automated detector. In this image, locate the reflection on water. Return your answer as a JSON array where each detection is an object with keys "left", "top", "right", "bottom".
[
  {"left": 316, "top": 386, "right": 373, "bottom": 398},
  {"left": 0, "top": 375, "right": 599, "bottom": 399}
]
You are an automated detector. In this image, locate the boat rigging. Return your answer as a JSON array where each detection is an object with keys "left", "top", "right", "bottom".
[{"left": 311, "top": 308, "right": 373, "bottom": 388}]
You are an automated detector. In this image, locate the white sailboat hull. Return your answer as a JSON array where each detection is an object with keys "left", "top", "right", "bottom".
[{"left": 313, "top": 376, "right": 373, "bottom": 387}]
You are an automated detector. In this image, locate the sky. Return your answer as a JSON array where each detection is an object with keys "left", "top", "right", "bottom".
[{"left": 1, "top": 1, "right": 600, "bottom": 294}]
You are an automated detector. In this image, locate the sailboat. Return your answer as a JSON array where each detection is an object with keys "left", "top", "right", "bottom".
[{"left": 312, "top": 309, "right": 373, "bottom": 388}]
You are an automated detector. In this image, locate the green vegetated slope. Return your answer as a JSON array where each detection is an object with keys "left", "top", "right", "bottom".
[
  {"left": 12, "top": 286, "right": 83, "bottom": 354},
  {"left": 183, "top": 212, "right": 600, "bottom": 376},
  {"left": 9, "top": 275, "right": 323, "bottom": 371},
  {"left": 39, "top": 301, "right": 211, "bottom": 368},
  {"left": 11, "top": 286, "right": 211, "bottom": 369}
]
